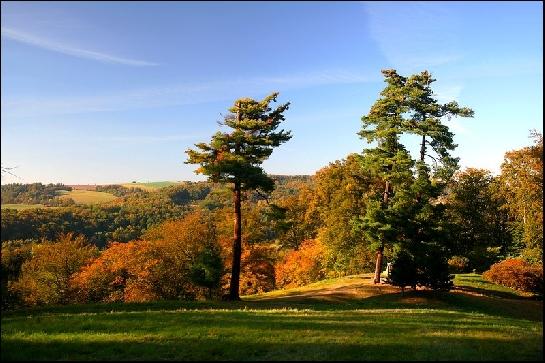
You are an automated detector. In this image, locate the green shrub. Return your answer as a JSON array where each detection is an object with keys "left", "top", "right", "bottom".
[
  {"left": 416, "top": 244, "right": 453, "bottom": 291},
  {"left": 387, "top": 249, "right": 417, "bottom": 292}
]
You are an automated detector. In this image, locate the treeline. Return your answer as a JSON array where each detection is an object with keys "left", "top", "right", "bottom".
[
  {"left": 0, "top": 178, "right": 310, "bottom": 247},
  {"left": 1, "top": 183, "right": 73, "bottom": 206},
  {"left": 2, "top": 134, "right": 541, "bottom": 309},
  {"left": 1, "top": 70, "right": 542, "bottom": 309},
  {"left": 1, "top": 184, "right": 209, "bottom": 247}
]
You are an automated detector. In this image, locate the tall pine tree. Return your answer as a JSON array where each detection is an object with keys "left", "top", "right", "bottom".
[
  {"left": 358, "top": 70, "right": 415, "bottom": 283},
  {"left": 359, "top": 69, "right": 473, "bottom": 286},
  {"left": 186, "top": 92, "right": 291, "bottom": 300},
  {"left": 402, "top": 71, "right": 473, "bottom": 289}
]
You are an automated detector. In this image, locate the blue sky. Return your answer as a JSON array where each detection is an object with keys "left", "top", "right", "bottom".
[{"left": 1, "top": 1, "right": 542, "bottom": 184}]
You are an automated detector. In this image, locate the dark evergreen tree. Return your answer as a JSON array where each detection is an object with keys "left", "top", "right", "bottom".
[{"left": 387, "top": 248, "right": 417, "bottom": 294}]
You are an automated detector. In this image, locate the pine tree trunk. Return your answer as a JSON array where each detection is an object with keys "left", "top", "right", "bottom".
[
  {"left": 229, "top": 181, "right": 242, "bottom": 300},
  {"left": 373, "top": 244, "right": 384, "bottom": 284},
  {"left": 420, "top": 134, "right": 426, "bottom": 162},
  {"left": 374, "top": 179, "right": 390, "bottom": 284}
]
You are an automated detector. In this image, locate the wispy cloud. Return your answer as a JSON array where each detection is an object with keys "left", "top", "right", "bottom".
[
  {"left": 362, "top": 1, "right": 463, "bottom": 71},
  {"left": 1, "top": 70, "right": 377, "bottom": 119},
  {"left": 1, "top": 27, "right": 158, "bottom": 66}
]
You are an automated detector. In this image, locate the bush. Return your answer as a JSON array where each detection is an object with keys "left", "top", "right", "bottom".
[
  {"left": 416, "top": 244, "right": 453, "bottom": 291},
  {"left": 387, "top": 249, "right": 417, "bottom": 292},
  {"left": 448, "top": 256, "right": 470, "bottom": 273},
  {"left": 483, "top": 258, "right": 543, "bottom": 294},
  {"left": 387, "top": 243, "right": 453, "bottom": 292},
  {"left": 275, "top": 239, "right": 325, "bottom": 289}
]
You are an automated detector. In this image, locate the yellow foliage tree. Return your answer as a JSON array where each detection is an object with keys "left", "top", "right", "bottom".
[{"left": 12, "top": 233, "right": 98, "bottom": 306}]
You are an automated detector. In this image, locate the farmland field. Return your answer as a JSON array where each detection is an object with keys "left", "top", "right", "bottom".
[
  {"left": 58, "top": 190, "right": 118, "bottom": 204},
  {"left": 2, "top": 274, "right": 541, "bottom": 361}
]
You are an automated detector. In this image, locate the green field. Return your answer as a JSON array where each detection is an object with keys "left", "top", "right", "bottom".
[
  {"left": 0, "top": 203, "right": 51, "bottom": 210},
  {"left": 58, "top": 190, "right": 118, "bottom": 204},
  {"left": 121, "top": 181, "right": 181, "bottom": 191},
  {"left": 1, "top": 274, "right": 542, "bottom": 361}
]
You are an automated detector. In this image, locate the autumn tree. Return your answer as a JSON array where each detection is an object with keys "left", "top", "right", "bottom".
[
  {"left": 1, "top": 240, "right": 33, "bottom": 308},
  {"left": 186, "top": 92, "right": 291, "bottom": 300},
  {"left": 275, "top": 239, "right": 326, "bottom": 289},
  {"left": 12, "top": 233, "right": 98, "bottom": 306},
  {"left": 73, "top": 211, "right": 224, "bottom": 303},
  {"left": 313, "top": 154, "right": 380, "bottom": 275},
  {"left": 445, "top": 168, "right": 512, "bottom": 271},
  {"left": 499, "top": 131, "right": 543, "bottom": 262}
]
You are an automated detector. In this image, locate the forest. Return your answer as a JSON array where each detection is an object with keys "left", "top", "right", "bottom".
[{"left": 1, "top": 70, "right": 542, "bottom": 309}]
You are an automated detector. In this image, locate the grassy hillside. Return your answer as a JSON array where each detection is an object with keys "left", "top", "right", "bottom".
[
  {"left": 0, "top": 203, "right": 51, "bottom": 210},
  {"left": 121, "top": 181, "right": 181, "bottom": 191},
  {"left": 58, "top": 190, "right": 118, "bottom": 204},
  {"left": 1, "top": 274, "right": 542, "bottom": 361}
]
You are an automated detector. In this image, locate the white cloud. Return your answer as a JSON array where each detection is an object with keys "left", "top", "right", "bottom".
[{"left": 1, "top": 27, "right": 158, "bottom": 66}]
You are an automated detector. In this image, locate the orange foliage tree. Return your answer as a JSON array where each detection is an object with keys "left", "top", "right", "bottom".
[
  {"left": 71, "top": 240, "right": 160, "bottom": 303},
  {"left": 238, "top": 244, "right": 277, "bottom": 295},
  {"left": 144, "top": 210, "right": 223, "bottom": 299},
  {"left": 275, "top": 239, "right": 326, "bottom": 289},
  {"left": 72, "top": 210, "right": 224, "bottom": 303}
]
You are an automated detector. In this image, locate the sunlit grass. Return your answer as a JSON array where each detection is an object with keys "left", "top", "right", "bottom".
[
  {"left": 121, "top": 181, "right": 180, "bottom": 191},
  {"left": 454, "top": 273, "right": 533, "bottom": 297},
  {"left": 58, "top": 190, "right": 118, "bottom": 204},
  {"left": 0, "top": 203, "right": 52, "bottom": 210},
  {"left": 1, "top": 273, "right": 542, "bottom": 361}
]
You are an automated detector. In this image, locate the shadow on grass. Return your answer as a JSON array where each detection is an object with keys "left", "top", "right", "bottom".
[
  {"left": 3, "top": 287, "right": 542, "bottom": 322},
  {"left": 453, "top": 284, "right": 541, "bottom": 300},
  {"left": 357, "top": 290, "right": 543, "bottom": 322},
  {"left": 2, "top": 332, "right": 542, "bottom": 361}
]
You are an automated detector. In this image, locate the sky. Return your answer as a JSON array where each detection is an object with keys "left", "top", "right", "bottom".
[{"left": 1, "top": 1, "right": 543, "bottom": 185}]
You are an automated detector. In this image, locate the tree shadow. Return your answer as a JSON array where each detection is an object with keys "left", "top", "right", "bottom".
[
  {"left": 358, "top": 289, "right": 543, "bottom": 322},
  {"left": 2, "top": 332, "right": 542, "bottom": 361},
  {"left": 453, "top": 284, "right": 541, "bottom": 300}
]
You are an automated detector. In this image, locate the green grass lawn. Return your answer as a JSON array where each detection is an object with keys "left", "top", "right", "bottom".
[
  {"left": 58, "top": 190, "right": 118, "bottom": 204},
  {"left": 1, "top": 274, "right": 542, "bottom": 361}
]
